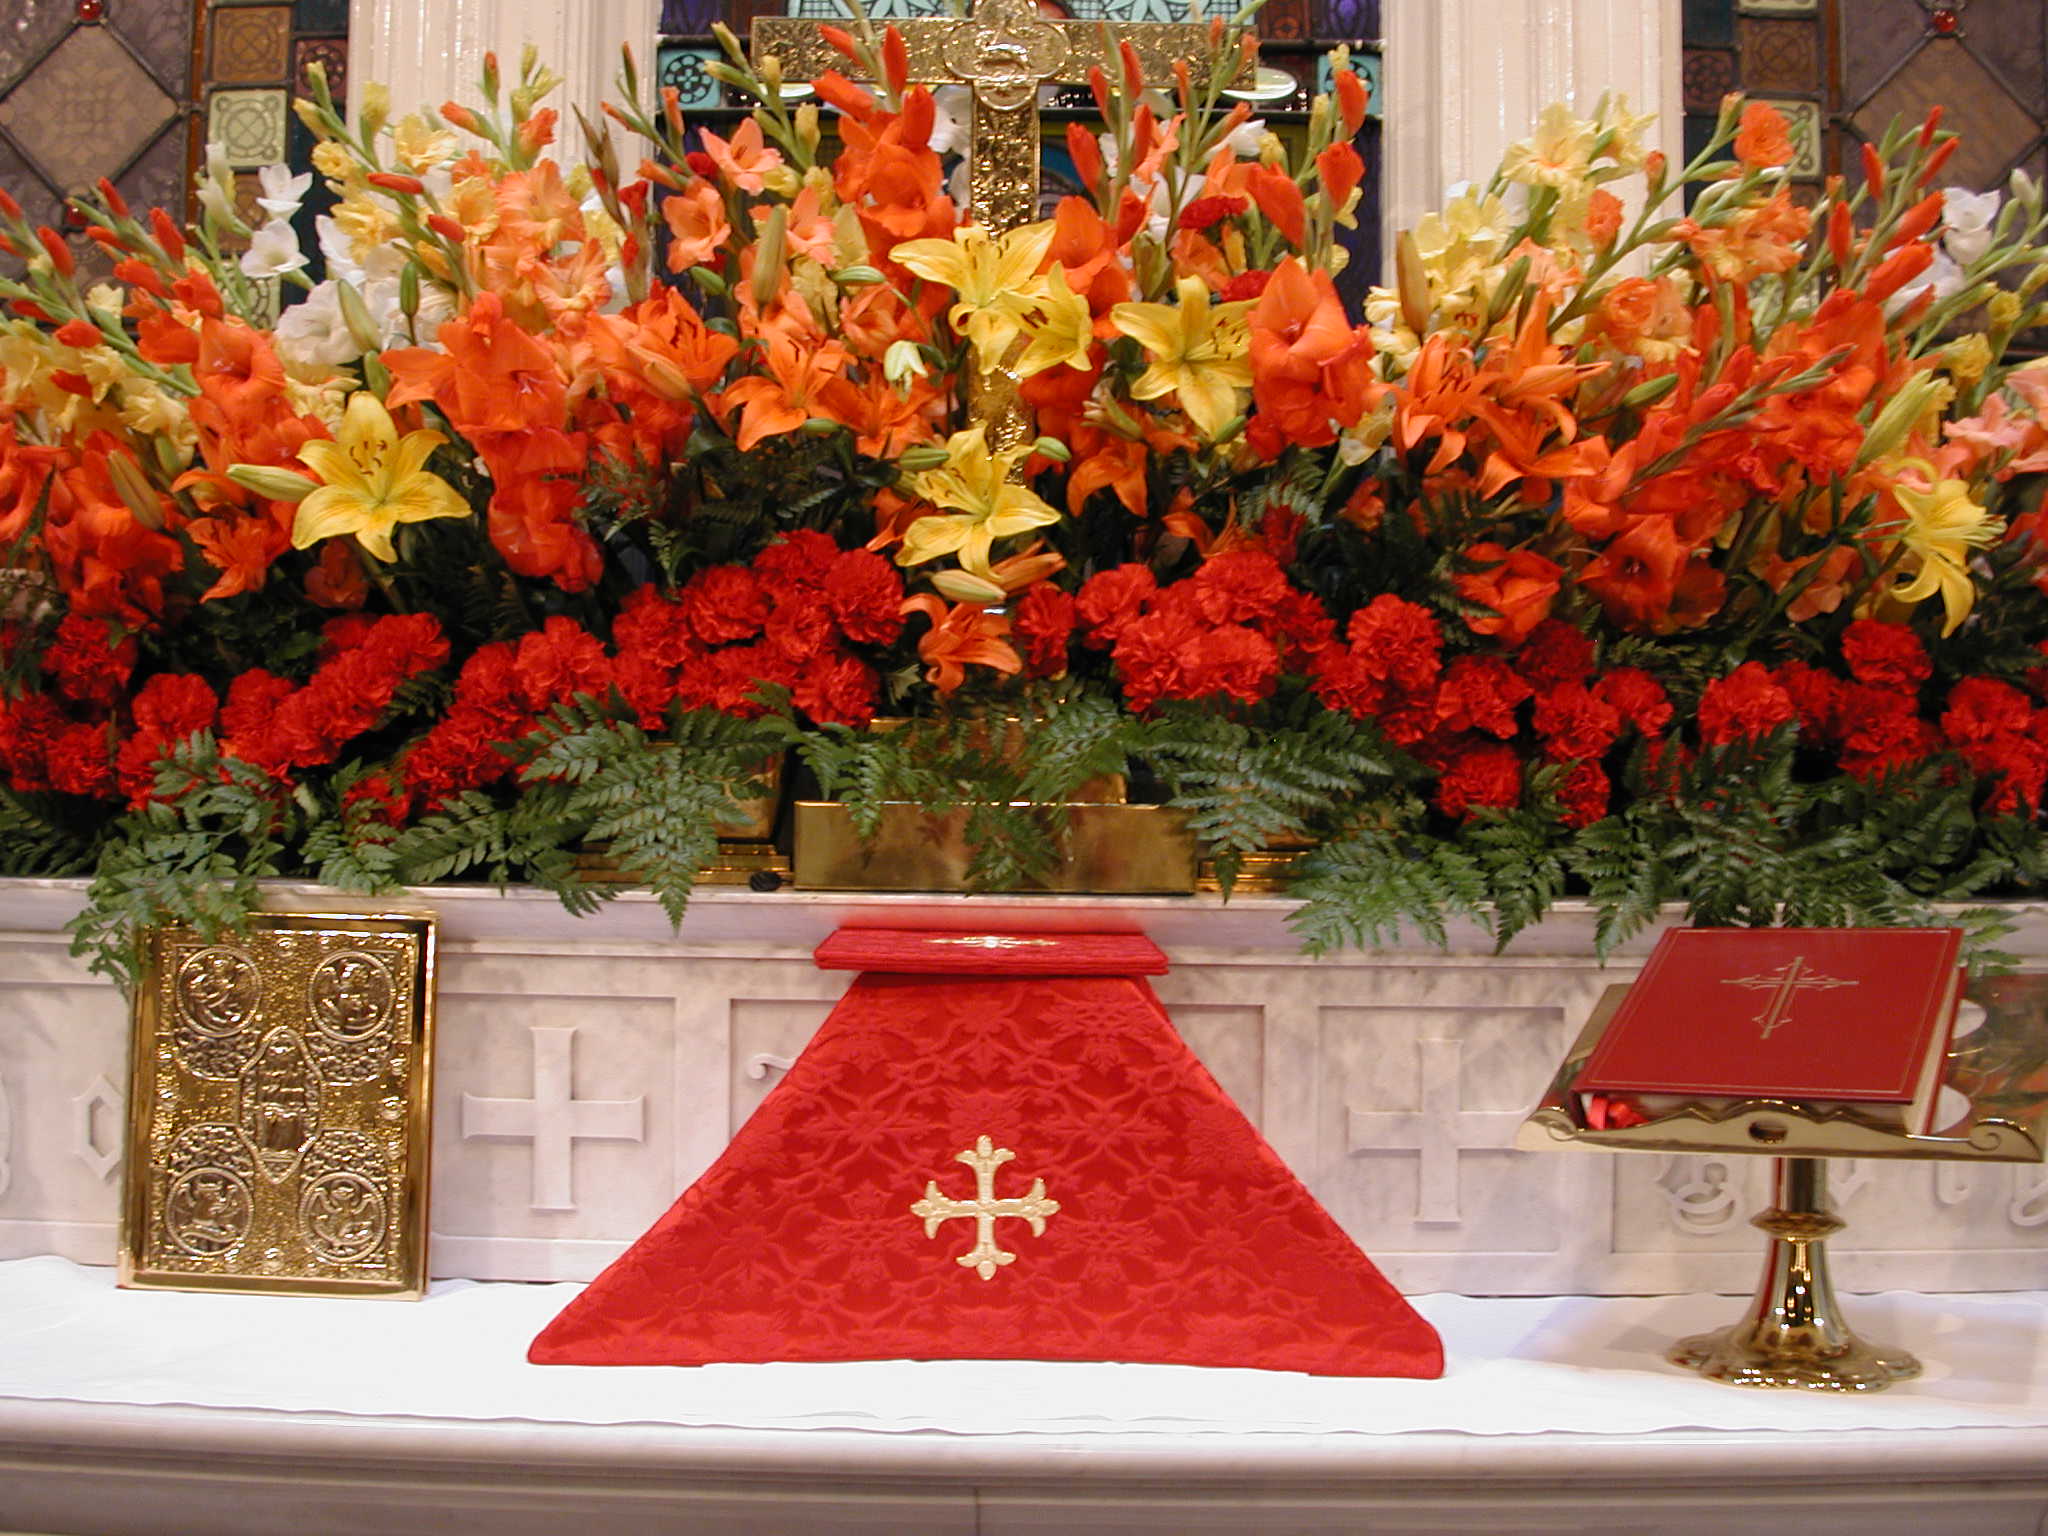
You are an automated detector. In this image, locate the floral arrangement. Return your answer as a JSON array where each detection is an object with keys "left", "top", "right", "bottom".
[{"left": 3, "top": 23, "right": 2048, "bottom": 980}]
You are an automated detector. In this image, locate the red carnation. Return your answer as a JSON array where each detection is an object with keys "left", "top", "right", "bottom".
[
  {"left": 1696, "top": 662, "right": 1796, "bottom": 746},
  {"left": 1077, "top": 564, "right": 1158, "bottom": 648},
  {"left": 130, "top": 673, "right": 218, "bottom": 739},
  {"left": 1840, "top": 619, "right": 1931, "bottom": 689},
  {"left": 1185, "top": 624, "right": 1283, "bottom": 707},
  {"left": 40, "top": 613, "right": 136, "bottom": 708},
  {"left": 1010, "top": 584, "right": 1076, "bottom": 678},
  {"left": 1434, "top": 740, "right": 1523, "bottom": 820},
  {"left": 219, "top": 670, "right": 299, "bottom": 774},
  {"left": 754, "top": 529, "right": 841, "bottom": 591},
  {"left": 1532, "top": 680, "right": 1622, "bottom": 761},
  {"left": 1218, "top": 269, "right": 1272, "bottom": 303},
  {"left": 45, "top": 720, "right": 115, "bottom": 799},
  {"left": 1961, "top": 733, "right": 2048, "bottom": 817},
  {"left": 613, "top": 587, "right": 699, "bottom": 670},
  {"left": 514, "top": 617, "right": 611, "bottom": 713},
  {"left": 679, "top": 564, "right": 771, "bottom": 645},
  {"left": 1177, "top": 194, "right": 1248, "bottom": 232},
  {"left": 1941, "top": 677, "right": 2033, "bottom": 746},
  {"left": 1345, "top": 594, "right": 1442, "bottom": 692},
  {"left": 1593, "top": 666, "right": 1672, "bottom": 737},
  {"left": 764, "top": 594, "right": 837, "bottom": 665},
  {"left": 1269, "top": 587, "right": 1335, "bottom": 662},
  {"left": 341, "top": 770, "right": 412, "bottom": 829},
  {"left": 0, "top": 692, "right": 64, "bottom": 791},
  {"left": 453, "top": 642, "right": 524, "bottom": 718},
  {"left": 1556, "top": 757, "right": 1610, "bottom": 828},
  {"left": 822, "top": 549, "right": 905, "bottom": 646},
  {"left": 609, "top": 652, "right": 678, "bottom": 729},
  {"left": 1190, "top": 550, "right": 1291, "bottom": 626},
  {"left": 1512, "top": 619, "right": 1594, "bottom": 689},
  {"left": 1771, "top": 660, "right": 1843, "bottom": 743},
  {"left": 792, "top": 647, "right": 879, "bottom": 728},
  {"left": 1433, "top": 655, "right": 1530, "bottom": 739}
]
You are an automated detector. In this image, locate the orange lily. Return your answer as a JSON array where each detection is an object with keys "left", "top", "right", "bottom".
[{"left": 899, "top": 593, "right": 1020, "bottom": 693}]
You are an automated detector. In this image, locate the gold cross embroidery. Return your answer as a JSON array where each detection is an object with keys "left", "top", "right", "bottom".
[
  {"left": 928, "top": 934, "right": 1056, "bottom": 948},
  {"left": 754, "top": 0, "right": 1245, "bottom": 235},
  {"left": 1722, "top": 956, "right": 1856, "bottom": 1040},
  {"left": 912, "top": 1134, "right": 1060, "bottom": 1278}
]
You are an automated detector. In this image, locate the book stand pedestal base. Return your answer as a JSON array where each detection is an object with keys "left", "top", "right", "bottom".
[
  {"left": 1518, "top": 976, "right": 2048, "bottom": 1394},
  {"left": 1665, "top": 1157, "right": 1919, "bottom": 1392}
]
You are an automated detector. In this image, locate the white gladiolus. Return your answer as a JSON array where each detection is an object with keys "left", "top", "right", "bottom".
[
  {"left": 255, "top": 163, "right": 312, "bottom": 217},
  {"left": 274, "top": 282, "right": 362, "bottom": 371},
  {"left": 929, "top": 86, "right": 971, "bottom": 157},
  {"left": 240, "top": 218, "right": 308, "bottom": 279},
  {"left": 1941, "top": 186, "right": 2001, "bottom": 267}
]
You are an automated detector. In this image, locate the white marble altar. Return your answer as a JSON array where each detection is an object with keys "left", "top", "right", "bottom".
[
  {"left": 4, "top": 1258, "right": 2048, "bottom": 1535},
  {"left": 3, "top": 879, "right": 2045, "bottom": 1296}
]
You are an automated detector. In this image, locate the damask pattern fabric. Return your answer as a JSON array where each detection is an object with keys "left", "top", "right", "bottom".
[{"left": 530, "top": 930, "right": 1443, "bottom": 1378}]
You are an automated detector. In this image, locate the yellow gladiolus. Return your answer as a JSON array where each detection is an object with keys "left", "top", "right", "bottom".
[{"left": 292, "top": 390, "right": 470, "bottom": 562}]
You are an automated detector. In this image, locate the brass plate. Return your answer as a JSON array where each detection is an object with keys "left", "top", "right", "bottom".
[
  {"left": 575, "top": 841, "right": 793, "bottom": 887},
  {"left": 121, "top": 913, "right": 437, "bottom": 1298},
  {"left": 1517, "top": 977, "right": 2048, "bottom": 1162},
  {"left": 793, "top": 801, "right": 1197, "bottom": 894}
]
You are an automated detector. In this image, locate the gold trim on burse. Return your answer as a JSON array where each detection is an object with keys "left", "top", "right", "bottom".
[
  {"left": 912, "top": 1134, "right": 1060, "bottom": 1279},
  {"left": 120, "top": 912, "right": 436, "bottom": 1299}
]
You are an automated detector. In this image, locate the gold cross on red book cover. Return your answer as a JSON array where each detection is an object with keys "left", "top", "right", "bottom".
[{"left": 1721, "top": 956, "right": 1856, "bottom": 1041}]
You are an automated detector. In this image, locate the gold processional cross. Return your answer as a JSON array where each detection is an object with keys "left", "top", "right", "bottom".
[
  {"left": 753, "top": 0, "right": 1249, "bottom": 441},
  {"left": 912, "top": 1134, "right": 1060, "bottom": 1278},
  {"left": 1721, "top": 957, "right": 1855, "bottom": 1041}
]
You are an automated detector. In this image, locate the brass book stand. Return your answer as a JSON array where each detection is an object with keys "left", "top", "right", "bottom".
[{"left": 1519, "top": 975, "right": 2048, "bottom": 1391}]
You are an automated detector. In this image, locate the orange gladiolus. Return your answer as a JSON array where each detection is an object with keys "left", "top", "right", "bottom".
[
  {"left": 1733, "top": 102, "right": 1793, "bottom": 169},
  {"left": 1577, "top": 515, "right": 1688, "bottom": 630},
  {"left": 1454, "top": 542, "right": 1563, "bottom": 645},
  {"left": 1248, "top": 257, "right": 1361, "bottom": 453},
  {"left": 385, "top": 293, "right": 568, "bottom": 438},
  {"left": 662, "top": 181, "right": 731, "bottom": 272},
  {"left": 699, "top": 118, "right": 784, "bottom": 194},
  {"left": 899, "top": 593, "right": 1020, "bottom": 693}
]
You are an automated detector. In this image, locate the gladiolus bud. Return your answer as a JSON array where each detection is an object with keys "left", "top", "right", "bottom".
[
  {"left": 1828, "top": 200, "right": 1853, "bottom": 266},
  {"left": 795, "top": 102, "right": 820, "bottom": 156},
  {"left": 1644, "top": 150, "right": 1667, "bottom": 185},
  {"left": 819, "top": 24, "right": 857, "bottom": 60},
  {"left": 1088, "top": 64, "right": 1113, "bottom": 121},
  {"left": 149, "top": 207, "right": 185, "bottom": 262},
  {"left": 1918, "top": 137, "right": 1958, "bottom": 186},
  {"left": 426, "top": 213, "right": 466, "bottom": 242},
  {"left": 1918, "top": 105, "right": 1944, "bottom": 148},
  {"left": 335, "top": 279, "right": 382, "bottom": 352},
  {"left": 0, "top": 186, "right": 20, "bottom": 219},
  {"left": 227, "top": 463, "right": 319, "bottom": 502},
  {"left": 1173, "top": 57, "right": 1193, "bottom": 108},
  {"left": 1334, "top": 67, "right": 1369, "bottom": 137},
  {"left": 54, "top": 319, "right": 99, "bottom": 348},
  {"left": 481, "top": 51, "right": 500, "bottom": 103},
  {"left": 441, "top": 102, "right": 484, "bottom": 134},
  {"left": 1856, "top": 372, "right": 1942, "bottom": 467},
  {"left": 35, "top": 226, "right": 73, "bottom": 277},
  {"left": 95, "top": 178, "right": 129, "bottom": 220},
  {"left": 360, "top": 81, "right": 391, "bottom": 139},
  {"left": 368, "top": 172, "right": 426, "bottom": 196},
  {"left": 1861, "top": 141, "right": 1885, "bottom": 197},
  {"left": 882, "top": 26, "right": 910, "bottom": 95},
  {"left": 1888, "top": 190, "right": 1943, "bottom": 250},
  {"left": 1067, "top": 122, "right": 1104, "bottom": 193},
  {"left": 1120, "top": 40, "right": 1144, "bottom": 101},
  {"left": 884, "top": 339, "right": 928, "bottom": 385}
]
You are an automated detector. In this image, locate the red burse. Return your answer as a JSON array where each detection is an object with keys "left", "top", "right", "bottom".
[
  {"left": 1573, "top": 926, "right": 1963, "bottom": 1122},
  {"left": 529, "top": 927, "right": 1442, "bottom": 1378}
]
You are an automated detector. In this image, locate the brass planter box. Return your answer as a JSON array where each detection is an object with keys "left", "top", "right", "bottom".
[{"left": 793, "top": 801, "right": 1198, "bottom": 894}]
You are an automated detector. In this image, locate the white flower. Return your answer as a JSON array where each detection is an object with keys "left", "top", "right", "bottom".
[
  {"left": 1889, "top": 247, "right": 1966, "bottom": 316},
  {"left": 1941, "top": 186, "right": 2001, "bottom": 267},
  {"left": 204, "top": 140, "right": 233, "bottom": 192},
  {"left": 929, "top": 86, "right": 971, "bottom": 157},
  {"left": 274, "top": 281, "right": 362, "bottom": 371},
  {"left": 256, "top": 163, "right": 312, "bottom": 217},
  {"left": 196, "top": 178, "right": 240, "bottom": 231},
  {"left": 240, "top": 218, "right": 308, "bottom": 279},
  {"left": 1225, "top": 116, "right": 1267, "bottom": 160}
]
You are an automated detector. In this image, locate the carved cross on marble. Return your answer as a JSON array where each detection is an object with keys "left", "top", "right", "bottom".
[
  {"left": 753, "top": 0, "right": 1246, "bottom": 234},
  {"left": 1347, "top": 1038, "right": 1525, "bottom": 1227},
  {"left": 462, "top": 1026, "right": 645, "bottom": 1212}
]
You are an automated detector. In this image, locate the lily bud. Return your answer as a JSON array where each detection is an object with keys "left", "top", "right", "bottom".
[
  {"left": 227, "top": 463, "right": 319, "bottom": 503},
  {"left": 1620, "top": 372, "right": 1681, "bottom": 409},
  {"left": 832, "top": 264, "right": 885, "bottom": 286},
  {"left": 1394, "top": 228, "right": 1431, "bottom": 335},
  {"left": 930, "top": 569, "right": 1007, "bottom": 604},
  {"left": 897, "top": 444, "right": 951, "bottom": 472},
  {"left": 1031, "top": 435, "right": 1071, "bottom": 463},
  {"left": 105, "top": 451, "right": 165, "bottom": 529},
  {"left": 751, "top": 205, "right": 787, "bottom": 307}
]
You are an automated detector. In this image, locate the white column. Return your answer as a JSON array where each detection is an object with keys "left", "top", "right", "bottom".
[
  {"left": 349, "top": 0, "right": 661, "bottom": 130},
  {"left": 1382, "top": 0, "right": 1684, "bottom": 263}
]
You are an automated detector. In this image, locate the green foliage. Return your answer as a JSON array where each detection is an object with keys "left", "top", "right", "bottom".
[
  {"left": 67, "top": 735, "right": 294, "bottom": 990},
  {"left": 0, "top": 783, "right": 97, "bottom": 878},
  {"left": 1287, "top": 809, "right": 1490, "bottom": 952}
]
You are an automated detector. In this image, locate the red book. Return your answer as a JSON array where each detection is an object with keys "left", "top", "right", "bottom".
[{"left": 1573, "top": 927, "right": 1964, "bottom": 1132}]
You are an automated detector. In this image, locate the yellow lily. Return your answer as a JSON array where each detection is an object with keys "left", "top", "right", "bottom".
[
  {"left": 292, "top": 390, "right": 470, "bottom": 562},
  {"left": 1109, "top": 277, "right": 1254, "bottom": 439},
  {"left": 1886, "top": 459, "right": 2002, "bottom": 636},
  {"left": 897, "top": 425, "right": 1061, "bottom": 581},
  {"left": 1013, "top": 265, "right": 1096, "bottom": 379},
  {"left": 893, "top": 221, "right": 1055, "bottom": 371}
]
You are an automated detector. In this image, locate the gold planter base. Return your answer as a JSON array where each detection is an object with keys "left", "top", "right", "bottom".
[
  {"left": 792, "top": 801, "right": 1197, "bottom": 894},
  {"left": 1665, "top": 1157, "right": 1919, "bottom": 1392}
]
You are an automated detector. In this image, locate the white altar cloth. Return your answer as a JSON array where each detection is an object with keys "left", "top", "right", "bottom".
[{"left": 5, "top": 1258, "right": 2048, "bottom": 1438}]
